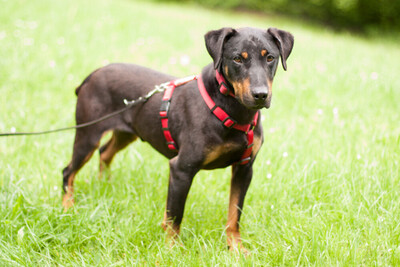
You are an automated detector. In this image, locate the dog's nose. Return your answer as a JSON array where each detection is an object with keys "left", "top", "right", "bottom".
[{"left": 252, "top": 88, "right": 268, "bottom": 101}]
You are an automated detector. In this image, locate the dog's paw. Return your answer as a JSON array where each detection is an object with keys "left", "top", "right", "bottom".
[
  {"left": 62, "top": 193, "right": 75, "bottom": 212},
  {"left": 228, "top": 243, "right": 250, "bottom": 257}
]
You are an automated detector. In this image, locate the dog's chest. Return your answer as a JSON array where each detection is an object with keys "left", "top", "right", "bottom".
[{"left": 201, "top": 141, "right": 244, "bottom": 168}]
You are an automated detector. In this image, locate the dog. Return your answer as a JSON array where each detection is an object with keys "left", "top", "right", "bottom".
[{"left": 62, "top": 27, "right": 294, "bottom": 252}]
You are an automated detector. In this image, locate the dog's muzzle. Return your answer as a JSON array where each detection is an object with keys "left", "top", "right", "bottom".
[{"left": 251, "top": 87, "right": 270, "bottom": 109}]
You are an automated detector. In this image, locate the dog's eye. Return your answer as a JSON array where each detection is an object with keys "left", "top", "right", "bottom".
[
  {"left": 233, "top": 56, "right": 242, "bottom": 63},
  {"left": 267, "top": 55, "right": 274, "bottom": 62}
]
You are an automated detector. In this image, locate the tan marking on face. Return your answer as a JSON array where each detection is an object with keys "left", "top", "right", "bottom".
[
  {"left": 203, "top": 142, "right": 241, "bottom": 166},
  {"left": 267, "top": 79, "right": 273, "bottom": 106},
  {"left": 261, "top": 49, "right": 267, "bottom": 57},
  {"left": 241, "top": 51, "right": 248, "bottom": 59},
  {"left": 267, "top": 79, "right": 273, "bottom": 93},
  {"left": 224, "top": 66, "right": 229, "bottom": 77},
  {"left": 232, "top": 78, "right": 251, "bottom": 103}
]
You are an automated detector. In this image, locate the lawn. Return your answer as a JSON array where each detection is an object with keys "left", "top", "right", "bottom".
[{"left": 1, "top": 0, "right": 400, "bottom": 265}]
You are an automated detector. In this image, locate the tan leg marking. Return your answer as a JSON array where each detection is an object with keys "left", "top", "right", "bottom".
[
  {"left": 62, "top": 172, "right": 76, "bottom": 211},
  {"left": 99, "top": 132, "right": 137, "bottom": 177},
  {"left": 226, "top": 186, "right": 240, "bottom": 248},
  {"left": 226, "top": 175, "right": 249, "bottom": 255},
  {"left": 63, "top": 145, "right": 97, "bottom": 210},
  {"left": 162, "top": 211, "right": 181, "bottom": 247},
  {"left": 99, "top": 135, "right": 117, "bottom": 176},
  {"left": 100, "top": 137, "right": 116, "bottom": 166}
]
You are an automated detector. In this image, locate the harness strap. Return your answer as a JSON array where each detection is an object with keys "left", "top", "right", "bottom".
[
  {"left": 160, "top": 75, "right": 197, "bottom": 151},
  {"left": 238, "top": 111, "right": 259, "bottom": 164},
  {"left": 215, "top": 70, "right": 235, "bottom": 97},
  {"left": 197, "top": 74, "right": 253, "bottom": 133},
  {"left": 160, "top": 74, "right": 259, "bottom": 165},
  {"left": 160, "top": 84, "right": 177, "bottom": 151}
]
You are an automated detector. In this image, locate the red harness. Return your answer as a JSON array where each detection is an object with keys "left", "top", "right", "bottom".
[{"left": 159, "top": 71, "right": 259, "bottom": 165}]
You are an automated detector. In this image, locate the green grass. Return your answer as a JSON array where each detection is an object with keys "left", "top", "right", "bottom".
[{"left": 1, "top": 0, "right": 400, "bottom": 265}]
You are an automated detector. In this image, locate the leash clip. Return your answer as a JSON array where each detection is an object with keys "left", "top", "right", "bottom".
[
  {"left": 124, "top": 82, "right": 169, "bottom": 106},
  {"left": 152, "top": 82, "right": 170, "bottom": 95}
]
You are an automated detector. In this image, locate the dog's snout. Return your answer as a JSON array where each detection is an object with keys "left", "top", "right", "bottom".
[{"left": 252, "top": 88, "right": 268, "bottom": 101}]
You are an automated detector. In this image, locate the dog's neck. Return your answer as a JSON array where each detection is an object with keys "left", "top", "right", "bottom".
[{"left": 201, "top": 64, "right": 259, "bottom": 125}]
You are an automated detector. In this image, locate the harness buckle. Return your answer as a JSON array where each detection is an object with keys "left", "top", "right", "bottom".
[
  {"left": 160, "top": 100, "right": 171, "bottom": 113},
  {"left": 238, "top": 157, "right": 251, "bottom": 164},
  {"left": 222, "top": 116, "right": 237, "bottom": 129},
  {"left": 248, "top": 124, "right": 255, "bottom": 132},
  {"left": 219, "top": 82, "right": 230, "bottom": 96},
  {"left": 166, "top": 141, "right": 178, "bottom": 151}
]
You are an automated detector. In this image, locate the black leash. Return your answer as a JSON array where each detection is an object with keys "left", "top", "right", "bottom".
[{"left": 0, "top": 85, "right": 167, "bottom": 137}]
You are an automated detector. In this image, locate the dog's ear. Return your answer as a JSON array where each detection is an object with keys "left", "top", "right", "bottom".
[
  {"left": 267, "top": 28, "right": 294, "bottom": 71},
  {"left": 205, "top": 27, "right": 237, "bottom": 69}
]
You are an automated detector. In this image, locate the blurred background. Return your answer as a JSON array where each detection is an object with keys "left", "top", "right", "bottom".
[
  {"left": 1, "top": 0, "right": 399, "bottom": 265},
  {"left": 150, "top": 0, "right": 400, "bottom": 32}
]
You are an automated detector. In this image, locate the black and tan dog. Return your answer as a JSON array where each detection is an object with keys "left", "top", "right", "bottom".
[{"left": 62, "top": 27, "right": 294, "bottom": 251}]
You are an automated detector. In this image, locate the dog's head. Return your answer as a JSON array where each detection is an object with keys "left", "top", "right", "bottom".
[{"left": 205, "top": 27, "right": 294, "bottom": 109}]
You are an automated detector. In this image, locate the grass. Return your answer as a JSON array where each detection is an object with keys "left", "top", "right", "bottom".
[{"left": 1, "top": 0, "right": 400, "bottom": 265}]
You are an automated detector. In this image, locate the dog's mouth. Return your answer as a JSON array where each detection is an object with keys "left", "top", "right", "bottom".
[
  {"left": 239, "top": 96, "right": 271, "bottom": 110},
  {"left": 253, "top": 102, "right": 270, "bottom": 110}
]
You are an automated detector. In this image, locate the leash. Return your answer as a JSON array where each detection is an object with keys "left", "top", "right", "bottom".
[{"left": 0, "top": 85, "right": 166, "bottom": 137}]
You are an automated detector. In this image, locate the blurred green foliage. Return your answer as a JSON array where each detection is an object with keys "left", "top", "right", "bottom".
[{"left": 151, "top": 0, "right": 400, "bottom": 30}]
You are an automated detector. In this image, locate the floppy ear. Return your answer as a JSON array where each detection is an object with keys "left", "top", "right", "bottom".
[
  {"left": 204, "top": 27, "right": 236, "bottom": 69},
  {"left": 267, "top": 28, "right": 294, "bottom": 71}
]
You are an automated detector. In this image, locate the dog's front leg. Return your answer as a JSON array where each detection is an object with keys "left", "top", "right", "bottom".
[
  {"left": 162, "top": 156, "right": 198, "bottom": 243},
  {"left": 226, "top": 163, "right": 253, "bottom": 253}
]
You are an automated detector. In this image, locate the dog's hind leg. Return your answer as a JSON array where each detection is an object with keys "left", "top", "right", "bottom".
[
  {"left": 99, "top": 130, "right": 137, "bottom": 177},
  {"left": 62, "top": 128, "right": 103, "bottom": 210}
]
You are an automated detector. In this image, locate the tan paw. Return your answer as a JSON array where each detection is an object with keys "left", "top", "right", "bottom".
[{"left": 62, "top": 193, "right": 75, "bottom": 212}]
